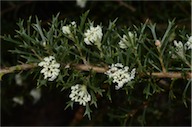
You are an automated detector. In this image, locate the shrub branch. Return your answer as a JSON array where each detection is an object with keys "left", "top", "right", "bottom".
[{"left": 0, "top": 63, "right": 191, "bottom": 80}]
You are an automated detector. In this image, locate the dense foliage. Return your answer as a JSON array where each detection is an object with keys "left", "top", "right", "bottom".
[{"left": 1, "top": 1, "right": 191, "bottom": 126}]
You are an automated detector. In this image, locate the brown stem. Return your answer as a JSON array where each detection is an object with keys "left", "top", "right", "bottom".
[
  {"left": 0, "top": 63, "right": 191, "bottom": 80},
  {"left": 72, "top": 64, "right": 108, "bottom": 73},
  {"left": 147, "top": 72, "right": 192, "bottom": 79},
  {"left": 116, "top": 0, "right": 136, "bottom": 12},
  {"left": 0, "top": 63, "right": 37, "bottom": 78}
]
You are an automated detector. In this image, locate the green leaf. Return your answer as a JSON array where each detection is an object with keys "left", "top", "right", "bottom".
[
  {"left": 138, "top": 107, "right": 147, "bottom": 126},
  {"left": 27, "top": 16, "right": 32, "bottom": 36},
  {"left": 161, "top": 19, "right": 176, "bottom": 54},
  {"left": 90, "top": 90, "right": 98, "bottom": 108},
  {"left": 65, "top": 101, "right": 74, "bottom": 110},
  {"left": 148, "top": 59, "right": 161, "bottom": 72},
  {"left": 151, "top": 83, "right": 164, "bottom": 93},
  {"left": 37, "top": 78, "right": 47, "bottom": 88},
  {"left": 182, "top": 80, "right": 191, "bottom": 108},
  {"left": 106, "top": 86, "right": 112, "bottom": 102},
  {"left": 16, "top": 31, "right": 37, "bottom": 45},
  {"left": 79, "top": 10, "right": 90, "bottom": 32},
  {"left": 2, "top": 35, "right": 21, "bottom": 44},
  {"left": 32, "top": 16, "right": 46, "bottom": 43},
  {"left": 169, "top": 90, "right": 176, "bottom": 100},
  {"left": 84, "top": 104, "right": 92, "bottom": 120},
  {"left": 143, "top": 84, "right": 152, "bottom": 99},
  {"left": 102, "top": 18, "right": 118, "bottom": 45},
  {"left": 89, "top": 84, "right": 104, "bottom": 96},
  {"left": 148, "top": 23, "right": 157, "bottom": 41},
  {"left": 138, "top": 20, "right": 148, "bottom": 41}
]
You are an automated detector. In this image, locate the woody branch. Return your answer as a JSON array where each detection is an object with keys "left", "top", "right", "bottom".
[{"left": 0, "top": 63, "right": 191, "bottom": 79}]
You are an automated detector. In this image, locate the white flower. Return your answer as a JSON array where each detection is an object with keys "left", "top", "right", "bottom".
[
  {"left": 42, "top": 41, "right": 46, "bottom": 46},
  {"left": 185, "top": 36, "right": 192, "bottom": 50},
  {"left": 69, "top": 84, "right": 91, "bottom": 106},
  {"left": 119, "top": 35, "right": 128, "bottom": 49},
  {"left": 105, "top": 63, "right": 136, "bottom": 90},
  {"left": 13, "top": 96, "right": 24, "bottom": 105},
  {"left": 119, "top": 32, "right": 135, "bottom": 49},
  {"left": 38, "top": 56, "right": 60, "bottom": 81},
  {"left": 84, "top": 25, "right": 103, "bottom": 45},
  {"left": 15, "top": 74, "right": 22, "bottom": 86},
  {"left": 62, "top": 26, "right": 71, "bottom": 35},
  {"left": 71, "top": 21, "right": 77, "bottom": 27},
  {"left": 76, "top": 0, "right": 87, "bottom": 8},
  {"left": 62, "top": 21, "right": 77, "bottom": 35},
  {"left": 174, "top": 40, "right": 183, "bottom": 49},
  {"left": 30, "top": 88, "right": 41, "bottom": 104},
  {"left": 174, "top": 40, "right": 184, "bottom": 57}
]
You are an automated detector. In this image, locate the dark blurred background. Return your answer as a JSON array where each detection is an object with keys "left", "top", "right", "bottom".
[{"left": 1, "top": 1, "right": 191, "bottom": 126}]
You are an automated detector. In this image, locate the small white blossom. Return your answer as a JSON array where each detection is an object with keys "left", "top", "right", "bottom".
[
  {"left": 71, "top": 21, "right": 77, "bottom": 27},
  {"left": 69, "top": 84, "right": 91, "bottom": 106},
  {"left": 62, "top": 26, "right": 71, "bottom": 35},
  {"left": 84, "top": 25, "right": 103, "bottom": 45},
  {"left": 42, "top": 41, "right": 46, "bottom": 46},
  {"left": 76, "top": 0, "right": 87, "bottom": 8},
  {"left": 174, "top": 40, "right": 184, "bottom": 57},
  {"left": 30, "top": 88, "right": 41, "bottom": 104},
  {"left": 119, "top": 35, "right": 128, "bottom": 49},
  {"left": 185, "top": 36, "right": 192, "bottom": 50},
  {"left": 38, "top": 56, "right": 60, "bottom": 81},
  {"left": 174, "top": 40, "right": 183, "bottom": 49},
  {"left": 119, "top": 32, "right": 135, "bottom": 49},
  {"left": 15, "top": 74, "right": 22, "bottom": 86},
  {"left": 62, "top": 21, "right": 77, "bottom": 35},
  {"left": 13, "top": 96, "right": 24, "bottom": 105},
  {"left": 105, "top": 63, "right": 136, "bottom": 90}
]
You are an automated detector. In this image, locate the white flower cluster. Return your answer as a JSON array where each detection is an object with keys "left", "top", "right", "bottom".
[
  {"left": 105, "top": 63, "right": 136, "bottom": 90},
  {"left": 173, "top": 36, "right": 192, "bottom": 54},
  {"left": 185, "top": 36, "right": 192, "bottom": 50},
  {"left": 174, "top": 40, "right": 183, "bottom": 50},
  {"left": 30, "top": 88, "right": 41, "bottom": 104},
  {"left": 76, "top": 0, "right": 87, "bottom": 8},
  {"left": 84, "top": 25, "right": 103, "bottom": 45},
  {"left": 119, "top": 32, "right": 135, "bottom": 49},
  {"left": 173, "top": 40, "right": 184, "bottom": 58},
  {"left": 62, "top": 21, "right": 77, "bottom": 35},
  {"left": 38, "top": 56, "right": 60, "bottom": 81},
  {"left": 69, "top": 84, "right": 91, "bottom": 106}
]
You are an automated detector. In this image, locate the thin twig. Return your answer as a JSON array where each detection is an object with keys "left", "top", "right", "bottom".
[
  {"left": 148, "top": 72, "right": 192, "bottom": 79},
  {"left": 72, "top": 64, "right": 108, "bottom": 73},
  {"left": 0, "top": 63, "right": 37, "bottom": 79},
  {"left": 156, "top": 40, "right": 166, "bottom": 73},
  {"left": 1, "top": 1, "right": 32, "bottom": 16},
  {"left": 0, "top": 63, "right": 191, "bottom": 80},
  {"left": 116, "top": 0, "right": 136, "bottom": 12},
  {"left": 31, "top": 49, "right": 43, "bottom": 60}
]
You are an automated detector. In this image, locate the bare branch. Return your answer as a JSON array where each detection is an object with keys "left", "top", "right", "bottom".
[
  {"left": 72, "top": 64, "right": 108, "bottom": 73},
  {"left": 148, "top": 72, "right": 192, "bottom": 79},
  {"left": 0, "top": 63, "right": 37, "bottom": 79}
]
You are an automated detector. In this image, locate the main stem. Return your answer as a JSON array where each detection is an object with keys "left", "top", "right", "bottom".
[{"left": 0, "top": 63, "right": 191, "bottom": 80}]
